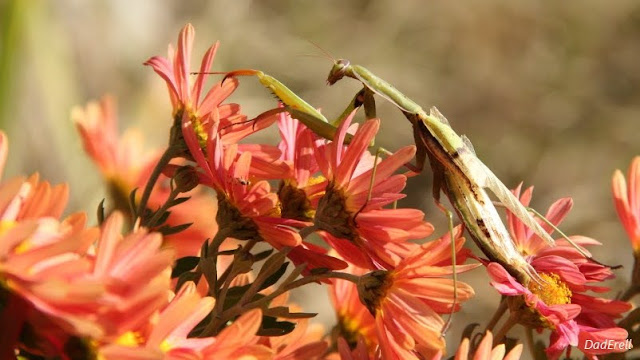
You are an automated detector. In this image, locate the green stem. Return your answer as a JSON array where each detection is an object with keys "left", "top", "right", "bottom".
[
  {"left": 493, "top": 313, "right": 518, "bottom": 347},
  {"left": 485, "top": 298, "right": 507, "bottom": 332},
  {"left": 201, "top": 270, "right": 359, "bottom": 336},
  {"left": 137, "top": 147, "right": 177, "bottom": 222},
  {"left": 215, "top": 239, "right": 257, "bottom": 288},
  {"left": 620, "top": 285, "right": 639, "bottom": 302},
  {"left": 298, "top": 225, "right": 317, "bottom": 239},
  {"left": 207, "top": 228, "right": 233, "bottom": 256},
  {"left": 525, "top": 327, "right": 536, "bottom": 360},
  {"left": 146, "top": 188, "right": 180, "bottom": 227}
]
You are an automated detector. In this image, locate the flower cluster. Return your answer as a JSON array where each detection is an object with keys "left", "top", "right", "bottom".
[{"left": 1, "top": 23, "right": 635, "bottom": 360}]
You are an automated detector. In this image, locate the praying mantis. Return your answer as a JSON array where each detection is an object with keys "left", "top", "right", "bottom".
[
  {"left": 324, "top": 57, "right": 602, "bottom": 282},
  {"left": 216, "top": 57, "right": 594, "bottom": 337}
]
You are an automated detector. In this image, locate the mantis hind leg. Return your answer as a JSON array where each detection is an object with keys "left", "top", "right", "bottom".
[
  {"left": 434, "top": 199, "right": 459, "bottom": 338},
  {"left": 525, "top": 206, "right": 622, "bottom": 270},
  {"left": 353, "top": 147, "right": 384, "bottom": 223}
]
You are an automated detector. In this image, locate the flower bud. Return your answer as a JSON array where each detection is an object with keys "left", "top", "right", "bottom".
[{"left": 173, "top": 165, "right": 200, "bottom": 193}]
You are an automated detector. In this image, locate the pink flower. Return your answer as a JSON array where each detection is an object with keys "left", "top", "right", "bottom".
[
  {"left": 0, "top": 132, "right": 70, "bottom": 222},
  {"left": 362, "top": 229, "right": 477, "bottom": 359},
  {"left": 488, "top": 185, "right": 631, "bottom": 359},
  {"left": 276, "top": 110, "right": 347, "bottom": 275},
  {"left": 431, "top": 331, "right": 523, "bottom": 360},
  {"left": 73, "top": 96, "right": 219, "bottom": 258},
  {"left": 201, "top": 309, "right": 272, "bottom": 359},
  {"left": 328, "top": 261, "right": 377, "bottom": 353},
  {"left": 1, "top": 211, "right": 175, "bottom": 358},
  {"left": 311, "top": 112, "right": 433, "bottom": 269},
  {"left": 612, "top": 156, "right": 640, "bottom": 252},
  {"left": 99, "top": 282, "right": 216, "bottom": 359},
  {"left": 144, "top": 23, "right": 241, "bottom": 125},
  {"left": 182, "top": 118, "right": 303, "bottom": 249},
  {"left": 145, "top": 23, "right": 277, "bottom": 151}
]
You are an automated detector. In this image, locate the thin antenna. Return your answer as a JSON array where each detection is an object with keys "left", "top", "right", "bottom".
[{"left": 307, "top": 40, "right": 335, "bottom": 62}]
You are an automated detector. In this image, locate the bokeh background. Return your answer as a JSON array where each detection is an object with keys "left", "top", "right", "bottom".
[{"left": 1, "top": 1, "right": 639, "bottom": 358}]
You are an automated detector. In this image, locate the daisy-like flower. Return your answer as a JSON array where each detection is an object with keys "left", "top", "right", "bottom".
[
  {"left": 145, "top": 23, "right": 281, "bottom": 155},
  {"left": 328, "top": 261, "right": 377, "bottom": 352},
  {"left": 201, "top": 308, "right": 272, "bottom": 359},
  {"left": 0, "top": 132, "right": 69, "bottom": 222},
  {"left": 332, "top": 331, "right": 522, "bottom": 360},
  {"left": 276, "top": 109, "right": 326, "bottom": 222},
  {"left": 99, "top": 282, "right": 216, "bottom": 359},
  {"left": 1, "top": 211, "right": 174, "bottom": 358},
  {"left": 612, "top": 156, "right": 640, "bottom": 253},
  {"left": 73, "top": 96, "right": 219, "bottom": 258},
  {"left": 144, "top": 23, "right": 243, "bottom": 131},
  {"left": 431, "top": 331, "right": 523, "bottom": 360},
  {"left": 311, "top": 111, "right": 433, "bottom": 269},
  {"left": 488, "top": 185, "right": 631, "bottom": 359},
  {"left": 275, "top": 110, "right": 347, "bottom": 275},
  {"left": 182, "top": 115, "right": 303, "bottom": 249},
  {"left": 359, "top": 229, "right": 477, "bottom": 359}
]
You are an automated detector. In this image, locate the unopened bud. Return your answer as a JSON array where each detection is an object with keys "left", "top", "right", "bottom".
[{"left": 173, "top": 166, "right": 200, "bottom": 193}]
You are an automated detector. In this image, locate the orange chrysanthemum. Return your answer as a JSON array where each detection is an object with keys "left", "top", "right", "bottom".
[
  {"left": 612, "top": 156, "right": 640, "bottom": 253},
  {"left": 312, "top": 112, "right": 433, "bottom": 269}
]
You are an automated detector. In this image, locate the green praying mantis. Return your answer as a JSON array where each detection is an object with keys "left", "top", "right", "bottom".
[{"left": 212, "top": 54, "right": 602, "bottom": 337}]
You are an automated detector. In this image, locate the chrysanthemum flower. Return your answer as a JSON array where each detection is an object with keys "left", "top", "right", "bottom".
[
  {"left": 311, "top": 112, "right": 433, "bottom": 269},
  {"left": 201, "top": 308, "right": 272, "bottom": 359},
  {"left": 73, "top": 96, "right": 219, "bottom": 258},
  {"left": 0, "top": 132, "right": 70, "bottom": 222},
  {"left": 328, "top": 261, "right": 377, "bottom": 352},
  {"left": 431, "top": 331, "right": 523, "bottom": 360},
  {"left": 99, "top": 282, "right": 216, "bottom": 359},
  {"left": 144, "top": 23, "right": 242, "bottom": 128},
  {"left": 612, "top": 156, "right": 640, "bottom": 253},
  {"left": 145, "top": 23, "right": 280, "bottom": 156},
  {"left": 182, "top": 118, "right": 302, "bottom": 249},
  {"left": 488, "top": 185, "right": 631, "bottom": 359},
  {"left": 1, "top": 211, "right": 174, "bottom": 359},
  {"left": 359, "top": 230, "right": 477, "bottom": 359},
  {"left": 277, "top": 110, "right": 326, "bottom": 222},
  {"left": 274, "top": 111, "right": 347, "bottom": 275}
]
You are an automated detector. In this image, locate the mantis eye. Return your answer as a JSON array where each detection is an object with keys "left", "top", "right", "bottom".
[{"left": 337, "top": 59, "right": 350, "bottom": 71}]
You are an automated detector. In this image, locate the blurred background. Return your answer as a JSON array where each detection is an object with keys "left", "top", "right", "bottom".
[{"left": 1, "top": 0, "right": 639, "bottom": 358}]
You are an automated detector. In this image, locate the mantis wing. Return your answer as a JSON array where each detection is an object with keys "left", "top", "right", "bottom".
[{"left": 427, "top": 107, "right": 556, "bottom": 247}]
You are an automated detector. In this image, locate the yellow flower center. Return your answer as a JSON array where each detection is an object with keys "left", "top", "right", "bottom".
[
  {"left": 337, "top": 314, "right": 372, "bottom": 349},
  {"left": 307, "top": 175, "right": 326, "bottom": 187},
  {"left": 527, "top": 272, "right": 572, "bottom": 306},
  {"left": 0, "top": 221, "right": 30, "bottom": 254},
  {"left": 192, "top": 116, "right": 208, "bottom": 148},
  {"left": 114, "top": 331, "right": 144, "bottom": 347},
  {"left": 159, "top": 339, "right": 172, "bottom": 353}
]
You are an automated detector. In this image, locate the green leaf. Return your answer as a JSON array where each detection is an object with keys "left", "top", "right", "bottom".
[
  {"left": 171, "top": 256, "right": 200, "bottom": 278},
  {"left": 252, "top": 249, "right": 274, "bottom": 262},
  {"left": 175, "top": 271, "right": 201, "bottom": 291},
  {"left": 259, "top": 262, "right": 288, "bottom": 292},
  {"left": 97, "top": 199, "right": 106, "bottom": 225},
  {"left": 257, "top": 315, "right": 296, "bottom": 337},
  {"left": 168, "top": 196, "right": 191, "bottom": 207},
  {"left": 263, "top": 306, "right": 317, "bottom": 319},
  {"left": 158, "top": 222, "right": 192, "bottom": 235}
]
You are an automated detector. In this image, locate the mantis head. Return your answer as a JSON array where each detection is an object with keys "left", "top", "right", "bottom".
[{"left": 326, "top": 59, "right": 350, "bottom": 85}]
